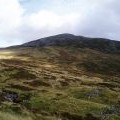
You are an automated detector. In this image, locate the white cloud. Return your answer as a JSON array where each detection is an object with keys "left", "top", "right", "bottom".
[
  {"left": 0, "top": 0, "right": 23, "bottom": 33},
  {"left": 0, "top": 0, "right": 24, "bottom": 47},
  {"left": 0, "top": 0, "right": 120, "bottom": 47},
  {"left": 20, "top": 10, "right": 80, "bottom": 40}
]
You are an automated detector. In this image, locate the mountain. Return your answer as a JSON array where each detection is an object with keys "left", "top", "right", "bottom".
[
  {"left": 21, "top": 33, "right": 120, "bottom": 54},
  {"left": 0, "top": 34, "right": 120, "bottom": 120}
]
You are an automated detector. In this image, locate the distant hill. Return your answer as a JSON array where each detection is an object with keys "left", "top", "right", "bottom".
[{"left": 20, "top": 33, "right": 120, "bottom": 54}]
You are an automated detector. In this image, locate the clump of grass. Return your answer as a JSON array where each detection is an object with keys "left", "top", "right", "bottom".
[
  {"left": 10, "top": 68, "right": 36, "bottom": 80},
  {"left": 0, "top": 111, "right": 33, "bottom": 120},
  {"left": 0, "top": 67, "right": 36, "bottom": 82},
  {"left": 68, "top": 87, "right": 120, "bottom": 105}
]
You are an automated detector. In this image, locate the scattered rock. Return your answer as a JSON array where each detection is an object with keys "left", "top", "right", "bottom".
[
  {"left": 86, "top": 88, "right": 103, "bottom": 99},
  {"left": 2, "top": 90, "right": 20, "bottom": 103},
  {"left": 101, "top": 103, "right": 120, "bottom": 119}
]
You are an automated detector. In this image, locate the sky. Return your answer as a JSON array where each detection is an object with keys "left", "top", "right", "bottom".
[{"left": 0, "top": 0, "right": 120, "bottom": 47}]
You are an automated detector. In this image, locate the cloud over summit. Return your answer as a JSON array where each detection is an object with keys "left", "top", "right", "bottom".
[{"left": 0, "top": 0, "right": 120, "bottom": 47}]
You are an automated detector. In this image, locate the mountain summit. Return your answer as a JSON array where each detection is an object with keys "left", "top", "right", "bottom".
[{"left": 21, "top": 34, "right": 120, "bottom": 54}]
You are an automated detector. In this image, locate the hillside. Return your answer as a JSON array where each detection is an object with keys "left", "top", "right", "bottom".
[
  {"left": 0, "top": 34, "right": 120, "bottom": 120},
  {"left": 21, "top": 34, "right": 120, "bottom": 54}
]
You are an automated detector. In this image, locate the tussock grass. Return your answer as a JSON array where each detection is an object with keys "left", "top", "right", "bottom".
[
  {"left": 0, "top": 46, "right": 119, "bottom": 120},
  {"left": 0, "top": 111, "right": 32, "bottom": 120}
]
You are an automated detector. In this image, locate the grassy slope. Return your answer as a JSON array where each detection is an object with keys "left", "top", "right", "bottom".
[{"left": 0, "top": 46, "right": 120, "bottom": 120}]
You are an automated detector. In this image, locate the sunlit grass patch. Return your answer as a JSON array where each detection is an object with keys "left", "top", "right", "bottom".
[{"left": 0, "top": 111, "right": 33, "bottom": 120}]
